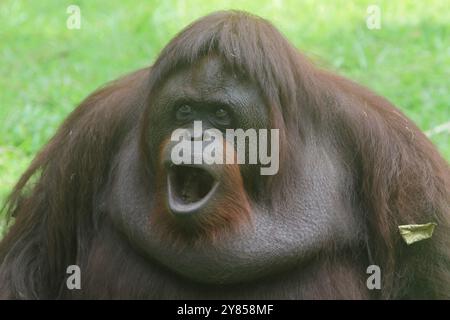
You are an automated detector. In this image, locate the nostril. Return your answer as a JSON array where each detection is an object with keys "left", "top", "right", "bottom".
[{"left": 186, "top": 127, "right": 203, "bottom": 142}]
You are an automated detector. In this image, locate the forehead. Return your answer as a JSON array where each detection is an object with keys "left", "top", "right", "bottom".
[{"left": 159, "top": 55, "right": 260, "bottom": 104}]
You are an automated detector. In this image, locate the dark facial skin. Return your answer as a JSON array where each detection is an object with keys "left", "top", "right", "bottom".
[
  {"left": 109, "top": 56, "right": 361, "bottom": 284},
  {"left": 147, "top": 55, "right": 269, "bottom": 154}
]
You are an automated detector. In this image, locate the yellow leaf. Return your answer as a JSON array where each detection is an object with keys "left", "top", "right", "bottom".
[{"left": 398, "top": 223, "right": 437, "bottom": 245}]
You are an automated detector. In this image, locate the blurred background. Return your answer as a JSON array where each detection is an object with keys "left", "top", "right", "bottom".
[{"left": 0, "top": 0, "right": 449, "bottom": 231}]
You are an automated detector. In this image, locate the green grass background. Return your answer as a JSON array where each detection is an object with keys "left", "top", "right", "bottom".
[{"left": 0, "top": 0, "right": 449, "bottom": 232}]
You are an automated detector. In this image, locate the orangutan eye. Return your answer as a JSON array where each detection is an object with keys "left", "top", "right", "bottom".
[
  {"left": 215, "top": 108, "right": 228, "bottom": 118},
  {"left": 176, "top": 105, "right": 193, "bottom": 121},
  {"left": 213, "top": 107, "right": 231, "bottom": 127}
]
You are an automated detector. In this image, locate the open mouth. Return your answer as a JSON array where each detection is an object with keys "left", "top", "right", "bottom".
[{"left": 167, "top": 165, "right": 218, "bottom": 215}]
